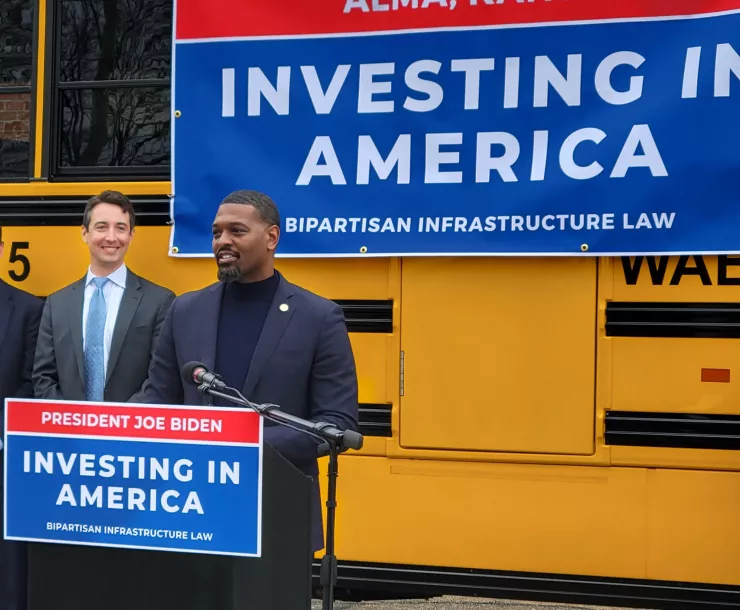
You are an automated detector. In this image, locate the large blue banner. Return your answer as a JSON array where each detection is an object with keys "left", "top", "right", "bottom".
[
  {"left": 3, "top": 399, "right": 263, "bottom": 557},
  {"left": 170, "top": 1, "right": 740, "bottom": 257}
]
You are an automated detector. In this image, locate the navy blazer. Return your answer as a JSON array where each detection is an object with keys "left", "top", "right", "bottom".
[
  {"left": 0, "top": 279, "right": 43, "bottom": 438},
  {"left": 137, "top": 270, "right": 359, "bottom": 551}
]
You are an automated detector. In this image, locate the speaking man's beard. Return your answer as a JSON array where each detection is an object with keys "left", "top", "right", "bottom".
[{"left": 217, "top": 266, "right": 240, "bottom": 283}]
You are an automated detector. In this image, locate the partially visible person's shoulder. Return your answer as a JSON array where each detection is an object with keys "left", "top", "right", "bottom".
[
  {"left": 0, "top": 278, "right": 43, "bottom": 309},
  {"left": 136, "top": 274, "right": 176, "bottom": 299},
  {"left": 44, "top": 277, "right": 83, "bottom": 304},
  {"left": 171, "top": 281, "right": 222, "bottom": 310}
]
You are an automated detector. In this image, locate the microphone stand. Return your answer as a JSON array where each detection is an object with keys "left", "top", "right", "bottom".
[
  {"left": 317, "top": 439, "right": 339, "bottom": 610},
  {"left": 194, "top": 378, "right": 359, "bottom": 610}
]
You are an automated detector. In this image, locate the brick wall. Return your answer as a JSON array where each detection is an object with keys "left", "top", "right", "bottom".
[{"left": 0, "top": 92, "right": 31, "bottom": 141}]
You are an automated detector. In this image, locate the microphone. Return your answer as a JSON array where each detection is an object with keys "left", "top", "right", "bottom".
[
  {"left": 314, "top": 422, "right": 364, "bottom": 451},
  {"left": 179, "top": 362, "right": 363, "bottom": 451},
  {"left": 181, "top": 361, "right": 227, "bottom": 391}
]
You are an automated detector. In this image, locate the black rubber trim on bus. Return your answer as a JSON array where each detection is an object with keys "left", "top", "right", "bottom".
[
  {"left": 604, "top": 411, "right": 740, "bottom": 451},
  {"left": 605, "top": 301, "right": 740, "bottom": 339},
  {"left": 35, "top": 294, "right": 391, "bottom": 335},
  {"left": 335, "top": 300, "right": 393, "bottom": 334},
  {"left": 33, "top": 287, "right": 391, "bottom": 334},
  {"left": 311, "top": 559, "right": 740, "bottom": 609},
  {"left": 0, "top": 195, "right": 171, "bottom": 226},
  {"left": 357, "top": 404, "right": 391, "bottom": 438}
]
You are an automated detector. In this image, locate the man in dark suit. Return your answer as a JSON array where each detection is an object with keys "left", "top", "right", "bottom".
[
  {"left": 138, "top": 189, "right": 358, "bottom": 552},
  {"left": 0, "top": 227, "right": 44, "bottom": 610},
  {"left": 32, "top": 190, "right": 175, "bottom": 403}
]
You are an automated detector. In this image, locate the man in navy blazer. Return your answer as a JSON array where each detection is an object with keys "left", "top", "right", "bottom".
[
  {"left": 138, "top": 190, "right": 359, "bottom": 552},
  {"left": 0, "top": 229, "right": 44, "bottom": 610}
]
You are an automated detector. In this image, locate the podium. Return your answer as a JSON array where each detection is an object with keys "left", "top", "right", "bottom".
[
  {"left": 25, "top": 443, "right": 314, "bottom": 610},
  {"left": 5, "top": 389, "right": 362, "bottom": 610}
]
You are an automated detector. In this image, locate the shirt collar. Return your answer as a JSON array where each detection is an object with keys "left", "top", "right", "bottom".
[{"left": 86, "top": 264, "right": 127, "bottom": 289}]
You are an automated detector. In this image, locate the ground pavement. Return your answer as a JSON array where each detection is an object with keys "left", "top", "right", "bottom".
[{"left": 311, "top": 597, "right": 646, "bottom": 609}]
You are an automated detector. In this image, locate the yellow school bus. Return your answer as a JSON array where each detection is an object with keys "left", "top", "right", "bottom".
[{"left": 1, "top": 1, "right": 739, "bottom": 608}]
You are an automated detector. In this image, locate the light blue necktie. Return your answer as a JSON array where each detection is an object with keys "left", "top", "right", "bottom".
[{"left": 84, "top": 277, "right": 109, "bottom": 402}]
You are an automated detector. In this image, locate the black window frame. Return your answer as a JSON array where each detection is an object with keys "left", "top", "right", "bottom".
[
  {"left": 46, "top": 0, "right": 172, "bottom": 182},
  {"left": 0, "top": 0, "right": 40, "bottom": 182}
]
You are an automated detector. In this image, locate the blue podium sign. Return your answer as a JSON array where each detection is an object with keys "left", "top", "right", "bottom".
[{"left": 3, "top": 399, "right": 263, "bottom": 557}]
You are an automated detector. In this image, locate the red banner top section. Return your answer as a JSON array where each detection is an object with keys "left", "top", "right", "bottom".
[
  {"left": 5, "top": 400, "right": 261, "bottom": 445},
  {"left": 175, "top": 0, "right": 740, "bottom": 41}
]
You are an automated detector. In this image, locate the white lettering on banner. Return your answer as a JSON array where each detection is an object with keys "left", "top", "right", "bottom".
[
  {"left": 357, "top": 134, "right": 411, "bottom": 184},
  {"left": 301, "top": 65, "right": 351, "bottom": 114},
  {"left": 217, "top": 42, "right": 739, "bottom": 187},
  {"left": 595, "top": 51, "right": 645, "bottom": 105},
  {"left": 342, "top": 0, "right": 564, "bottom": 13},
  {"left": 170, "top": 417, "right": 223, "bottom": 433},
  {"left": 715, "top": 43, "right": 740, "bottom": 97},
  {"left": 24, "top": 452, "right": 199, "bottom": 480},
  {"left": 41, "top": 410, "right": 131, "bottom": 428},
  {"left": 230, "top": 51, "right": 652, "bottom": 118},
  {"left": 46, "top": 522, "right": 102, "bottom": 534},
  {"left": 285, "top": 212, "right": 677, "bottom": 233},
  {"left": 449, "top": 58, "right": 494, "bottom": 110},
  {"left": 247, "top": 66, "right": 290, "bottom": 116},
  {"left": 404, "top": 60, "right": 445, "bottom": 112},
  {"left": 23, "top": 451, "right": 244, "bottom": 515},
  {"left": 24, "top": 452, "right": 240, "bottom": 482},
  {"left": 222, "top": 68, "right": 235, "bottom": 117},
  {"left": 358, "top": 62, "right": 396, "bottom": 113},
  {"left": 55, "top": 485, "right": 205, "bottom": 514},
  {"left": 286, "top": 217, "right": 413, "bottom": 233},
  {"left": 44, "top": 522, "right": 211, "bottom": 540},
  {"left": 38, "top": 411, "right": 224, "bottom": 433},
  {"left": 295, "top": 124, "right": 668, "bottom": 186},
  {"left": 207, "top": 459, "right": 240, "bottom": 484}
]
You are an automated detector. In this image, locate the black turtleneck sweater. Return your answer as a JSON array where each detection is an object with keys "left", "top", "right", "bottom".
[{"left": 214, "top": 273, "right": 279, "bottom": 395}]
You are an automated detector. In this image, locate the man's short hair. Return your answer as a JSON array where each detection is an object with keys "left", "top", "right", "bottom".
[
  {"left": 82, "top": 190, "right": 136, "bottom": 231},
  {"left": 221, "top": 190, "right": 280, "bottom": 228}
]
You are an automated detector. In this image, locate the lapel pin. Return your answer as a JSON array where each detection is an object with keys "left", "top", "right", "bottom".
[{"left": 279, "top": 303, "right": 289, "bottom": 312}]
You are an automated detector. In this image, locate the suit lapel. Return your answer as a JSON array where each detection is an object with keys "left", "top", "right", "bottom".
[
  {"left": 190, "top": 283, "right": 224, "bottom": 406},
  {"left": 198, "top": 282, "right": 225, "bottom": 374},
  {"left": 106, "top": 272, "right": 142, "bottom": 384},
  {"left": 0, "top": 281, "right": 14, "bottom": 350},
  {"left": 67, "top": 277, "right": 86, "bottom": 384},
  {"left": 242, "top": 275, "right": 296, "bottom": 399}
]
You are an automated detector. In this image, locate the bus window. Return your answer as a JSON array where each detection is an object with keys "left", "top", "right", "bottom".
[
  {"left": 0, "top": 0, "right": 35, "bottom": 179},
  {"left": 50, "top": 0, "right": 171, "bottom": 179}
]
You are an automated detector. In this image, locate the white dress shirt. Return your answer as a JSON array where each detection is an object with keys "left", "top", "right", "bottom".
[{"left": 82, "top": 264, "right": 127, "bottom": 379}]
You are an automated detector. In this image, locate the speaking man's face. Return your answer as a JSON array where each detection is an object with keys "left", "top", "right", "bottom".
[{"left": 211, "top": 203, "right": 279, "bottom": 283}]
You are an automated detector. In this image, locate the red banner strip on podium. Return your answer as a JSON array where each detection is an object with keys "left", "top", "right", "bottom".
[{"left": 5, "top": 400, "right": 261, "bottom": 444}]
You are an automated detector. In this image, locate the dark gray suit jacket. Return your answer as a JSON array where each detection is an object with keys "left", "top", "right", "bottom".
[
  {"left": 32, "top": 269, "right": 175, "bottom": 403},
  {"left": 137, "top": 270, "right": 359, "bottom": 551}
]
